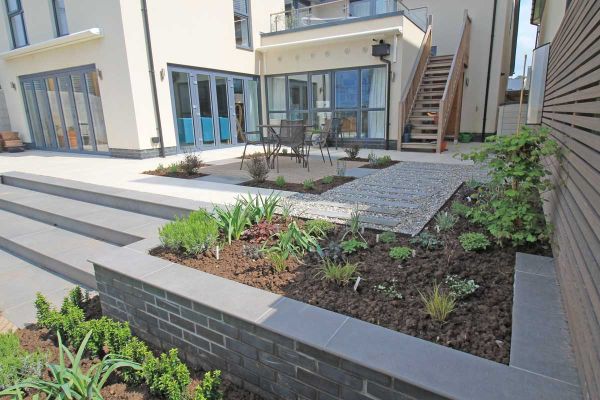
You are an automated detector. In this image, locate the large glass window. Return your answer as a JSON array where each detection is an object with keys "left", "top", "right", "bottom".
[
  {"left": 52, "top": 0, "right": 68, "bottom": 37},
  {"left": 233, "top": 0, "right": 251, "bottom": 49},
  {"left": 85, "top": 71, "right": 108, "bottom": 152},
  {"left": 5, "top": 0, "right": 28, "bottom": 48},
  {"left": 311, "top": 73, "right": 331, "bottom": 109},
  {"left": 46, "top": 78, "right": 66, "bottom": 148},
  {"left": 172, "top": 71, "right": 194, "bottom": 146},
  {"left": 527, "top": 44, "right": 550, "bottom": 125},
  {"left": 335, "top": 70, "right": 359, "bottom": 109},
  {"left": 267, "top": 76, "right": 286, "bottom": 113}
]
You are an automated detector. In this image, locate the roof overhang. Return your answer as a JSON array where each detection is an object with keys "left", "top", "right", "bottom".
[
  {"left": 256, "top": 26, "right": 402, "bottom": 53},
  {"left": 530, "top": 0, "right": 546, "bottom": 25},
  {"left": 0, "top": 28, "right": 103, "bottom": 61}
]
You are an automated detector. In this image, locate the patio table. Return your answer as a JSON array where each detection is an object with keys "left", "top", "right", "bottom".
[{"left": 257, "top": 123, "right": 313, "bottom": 171}]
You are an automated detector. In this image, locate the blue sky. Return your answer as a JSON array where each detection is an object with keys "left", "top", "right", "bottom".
[{"left": 512, "top": 0, "right": 538, "bottom": 77}]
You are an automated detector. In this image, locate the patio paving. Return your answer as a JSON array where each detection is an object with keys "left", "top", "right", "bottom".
[{"left": 288, "top": 161, "right": 489, "bottom": 235}]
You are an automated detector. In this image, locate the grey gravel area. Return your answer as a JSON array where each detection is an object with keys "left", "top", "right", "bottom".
[{"left": 287, "top": 161, "right": 489, "bottom": 235}]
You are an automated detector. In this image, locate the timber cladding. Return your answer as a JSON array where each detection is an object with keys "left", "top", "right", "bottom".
[{"left": 540, "top": 0, "right": 600, "bottom": 397}]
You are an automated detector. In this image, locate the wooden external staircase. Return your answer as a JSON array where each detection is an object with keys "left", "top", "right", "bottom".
[{"left": 399, "top": 12, "right": 472, "bottom": 152}]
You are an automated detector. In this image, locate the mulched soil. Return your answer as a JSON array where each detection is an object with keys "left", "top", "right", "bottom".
[
  {"left": 143, "top": 170, "right": 209, "bottom": 179},
  {"left": 241, "top": 176, "right": 355, "bottom": 194},
  {"left": 338, "top": 157, "right": 401, "bottom": 169},
  {"left": 152, "top": 186, "right": 552, "bottom": 364},
  {"left": 12, "top": 298, "right": 261, "bottom": 400}
]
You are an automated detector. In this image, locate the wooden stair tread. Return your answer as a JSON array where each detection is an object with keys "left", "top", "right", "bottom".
[{"left": 401, "top": 142, "right": 437, "bottom": 150}]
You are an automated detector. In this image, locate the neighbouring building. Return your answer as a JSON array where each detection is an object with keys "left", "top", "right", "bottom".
[
  {"left": 528, "top": 0, "right": 600, "bottom": 398},
  {"left": 0, "top": 0, "right": 518, "bottom": 158}
]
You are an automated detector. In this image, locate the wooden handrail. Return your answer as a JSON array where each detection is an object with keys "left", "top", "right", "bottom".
[
  {"left": 437, "top": 12, "right": 471, "bottom": 152},
  {"left": 398, "top": 25, "right": 432, "bottom": 149}
]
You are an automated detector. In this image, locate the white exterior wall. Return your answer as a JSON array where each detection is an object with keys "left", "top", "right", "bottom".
[
  {"left": 538, "top": 0, "right": 567, "bottom": 45},
  {"left": 0, "top": 88, "right": 10, "bottom": 131},
  {"left": 403, "top": 0, "right": 516, "bottom": 134}
]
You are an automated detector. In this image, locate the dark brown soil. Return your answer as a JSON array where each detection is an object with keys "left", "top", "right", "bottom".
[
  {"left": 152, "top": 186, "right": 552, "bottom": 364},
  {"left": 241, "top": 176, "right": 355, "bottom": 194},
  {"left": 338, "top": 157, "right": 401, "bottom": 169},
  {"left": 143, "top": 170, "right": 209, "bottom": 180}
]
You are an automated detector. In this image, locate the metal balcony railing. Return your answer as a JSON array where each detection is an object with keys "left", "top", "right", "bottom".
[{"left": 270, "top": 0, "right": 428, "bottom": 33}]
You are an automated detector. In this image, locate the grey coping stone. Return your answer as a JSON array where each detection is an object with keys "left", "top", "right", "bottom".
[
  {"left": 515, "top": 252, "right": 556, "bottom": 277},
  {"left": 255, "top": 297, "right": 349, "bottom": 348},
  {"left": 2, "top": 171, "right": 123, "bottom": 195},
  {"left": 334, "top": 195, "right": 418, "bottom": 209},
  {"left": 11, "top": 227, "right": 102, "bottom": 255},
  {"left": 90, "top": 246, "right": 174, "bottom": 280},
  {"left": 345, "top": 168, "right": 376, "bottom": 178},
  {"left": 511, "top": 256, "right": 580, "bottom": 387},
  {"left": 0, "top": 210, "right": 55, "bottom": 239},
  {"left": 125, "top": 237, "right": 162, "bottom": 253},
  {"left": 195, "top": 175, "right": 249, "bottom": 185},
  {"left": 325, "top": 318, "right": 582, "bottom": 400},
  {"left": 123, "top": 221, "right": 164, "bottom": 239}
]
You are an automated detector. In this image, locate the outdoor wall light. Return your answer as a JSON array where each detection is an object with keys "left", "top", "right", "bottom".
[
  {"left": 160, "top": 68, "right": 165, "bottom": 81},
  {"left": 10, "top": 82, "right": 16, "bottom": 90}
]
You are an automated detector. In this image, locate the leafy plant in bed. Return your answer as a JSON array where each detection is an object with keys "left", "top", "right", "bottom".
[{"left": 144, "top": 151, "right": 208, "bottom": 179}]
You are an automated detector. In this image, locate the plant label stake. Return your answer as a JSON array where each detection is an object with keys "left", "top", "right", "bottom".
[
  {"left": 215, "top": 245, "right": 220, "bottom": 260},
  {"left": 353, "top": 277, "right": 362, "bottom": 292},
  {"left": 375, "top": 234, "right": 380, "bottom": 243}
]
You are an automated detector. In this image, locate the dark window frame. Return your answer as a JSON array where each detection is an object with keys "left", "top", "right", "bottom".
[
  {"left": 233, "top": 0, "right": 252, "bottom": 50},
  {"left": 52, "top": 0, "right": 68, "bottom": 37},
  {"left": 5, "top": 0, "right": 28, "bottom": 49}
]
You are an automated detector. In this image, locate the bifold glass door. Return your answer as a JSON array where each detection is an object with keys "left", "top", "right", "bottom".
[
  {"left": 170, "top": 67, "right": 259, "bottom": 149},
  {"left": 21, "top": 66, "right": 108, "bottom": 153}
]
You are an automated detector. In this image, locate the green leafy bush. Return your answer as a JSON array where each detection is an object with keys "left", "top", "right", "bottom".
[
  {"left": 389, "top": 246, "right": 413, "bottom": 261},
  {"left": 410, "top": 232, "right": 443, "bottom": 250},
  {"left": 194, "top": 370, "right": 223, "bottom": 400},
  {"left": 459, "top": 232, "right": 490, "bottom": 252},
  {"left": 302, "top": 179, "right": 316, "bottom": 190},
  {"left": 143, "top": 348, "right": 191, "bottom": 400},
  {"left": 36, "top": 293, "right": 86, "bottom": 347},
  {"left": 275, "top": 176, "right": 286, "bottom": 188},
  {"left": 121, "top": 337, "right": 153, "bottom": 384},
  {"left": 344, "top": 145, "right": 360, "bottom": 160},
  {"left": 246, "top": 153, "right": 269, "bottom": 183},
  {"left": 420, "top": 283, "right": 456, "bottom": 322},
  {"left": 378, "top": 231, "right": 396, "bottom": 244},
  {"left": 265, "top": 250, "right": 288, "bottom": 272},
  {"left": 434, "top": 212, "right": 458, "bottom": 232},
  {"left": 179, "top": 150, "right": 203, "bottom": 175},
  {"left": 304, "top": 219, "right": 335, "bottom": 238},
  {"left": 445, "top": 275, "right": 479, "bottom": 299},
  {"left": 376, "top": 155, "right": 393, "bottom": 166},
  {"left": 341, "top": 238, "right": 368, "bottom": 254},
  {"left": 159, "top": 210, "right": 219, "bottom": 255},
  {"left": 461, "top": 127, "right": 560, "bottom": 245},
  {"left": 266, "top": 221, "right": 319, "bottom": 258},
  {"left": 316, "top": 260, "right": 358, "bottom": 286},
  {"left": 0, "top": 333, "right": 47, "bottom": 391},
  {"left": 322, "top": 175, "right": 334, "bottom": 185},
  {"left": 451, "top": 201, "right": 471, "bottom": 217},
  {"left": 214, "top": 201, "right": 252, "bottom": 244},
  {"left": 83, "top": 317, "right": 132, "bottom": 356},
  {"left": 240, "top": 192, "right": 281, "bottom": 224}
]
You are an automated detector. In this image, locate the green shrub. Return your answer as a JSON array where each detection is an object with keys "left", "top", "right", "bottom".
[
  {"left": 434, "top": 212, "right": 458, "bottom": 232},
  {"left": 410, "top": 232, "right": 443, "bottom": 250},
  {"left": 240, "top": 192, "right": 281, "bottom": 224},
  {"left": 36, "top": 294, "right": 86, "bottom": 347},
  {"left": 275, "top": 176, "right": 286, "bottom": 188},
  {"left": 82, "top": 317, "right": 132, "bottom": 356},
  {"left": 461, "top": 127, "right": 560, "bottom": 245},
  {"left": 420, "top": 283, "right": 456, "bottom": 322},
  {"left": 159, "top": 210, "right": 219, "bottom": 256},
  {"left": 214, "top": 202, "right": 252, "bottom": 244},
  {"left": 0, "top": 333, "right": 47, "bottom": 391},
  {"left": 451, "top": 201, "right": 471, "bottom": 217},
  {"left": 167, "top": 163, "right": 179, "bottom": 174},
  {"left": 389, "top": 246, "right": 413, "bottom": 261},
  {"left": 376, "top": 155, "right": 393, "bottom": 166},
  {"left": 459, "top": 232, "right": 490, "bottom": 252},
  {"left": 266, "top": 221, "right": 319, "bottom": 258},
  {"left": 179, "top": 150, "right": 203, "bottom": 175},
  {"left": 303, "top": 179, "right": 316, "bottom": 190},
  {"left": 316, "top": 260, "right": 358, "bottom": 286},
  {"left": 322, "top": 175, "right": 334, "bottom": 185},
  {"left": 246, "top": 153, "right": 269, "bottom": 183},
  {"left": 194, "top": 370, "right": 223, "bottom": 400},
  {"left": 143, "top": 348, "right": 191, "bottom": 400},
  {"left": 265, "top": 250, "right": 288, "bottom": 272},
  {"left": 121, "top": 337, "right": 153, "bottom": 384},
  {"left": 445, "top": 275, "right": 479, "bottom": 299},
  {"left": 341, "top": 238, "right": 368, "bottom": 254},
  {"left": 378, "top": 231, "right": 396, "bottom": 244},
  {"left": 344, "top": 145, "right": 360, "bottom": 160},
  {"left": 305, "top": 219, "right": 335, "bottom": 238}
]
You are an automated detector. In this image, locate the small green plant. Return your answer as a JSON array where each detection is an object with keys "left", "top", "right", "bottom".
[
  {"left": 0, "top": 333, "right": 47, "bottom": 391},
  {"left": 410, "top": 232, "right": 443, "bottom": 250},
  {"left": 322, "top": 175, "right": 334, "bottom": 185},
  {"left": 194, "top": 370, "right": 223, "bottom": 400},
  {"left": 266, "top": 221, "right": 319, "bottom": 258},
  {"left": 277, "top": 198, "right": 294, "bottom": 221},
  {"left": 167, "top": 163, "right": 179, "bottom": 174},
  {"left": 459, "top": 232, "right": 490, "bottom": 252},
  {"left": 445, "top": 275, "right": 479, "bottom": 299},
  {"left": 179, "top": 149, "right": 203, "bottom": 175},
  {"left": 213, "top": 202, "right": 252, "bottom": 244},
  {"left": 316, "top": 260, "right": 358, "bottom": 286},
  {"left": 265, "top": 250, "right": 288, "bottom": 272},
  {"left": 0, "top": 331, "right": 141, "bottom": 400},
  {"left": 246, "top": 153, "right": 269, "bottom": 183},
  {"left": 378, "top": 231, "right": 396, "bottom": 244},
  {"left": 376, "top": 155, "right": 393, "bottom": 166},
  {"left": 342, "top": 206, "right": 364, "bottom": 241},
  {"left": 341, "top": 238, "right": 368, "bottom": 254},
  {"left": 389, "top": 246, "right": 413, "bottom": 261},
  {"left": 159, "top": 210, "right": 219, "bottom": 255},
  {"left": 373, "top": 280, "right": 403, "bottom": 300},
  {"left": 143, "top": 348, "right": 191, "bottom": 400},
  {"left": 239, "top": 192, "right": 281, "bottom": 224},
  {"left": 344, "top": 144, "right": 360, "bottom": 160},
  {"left": 121, "top": 337, "right": 153, "bottom": 384},
  {"left": 367, "top": 150, "right": 377, "bottom": 165},
  {"left": 420, "top": 283, "right": 456, "bottom": 322},
  {"left": 451, "top": 201, "right": 470, "bottom": 217},
  {"left": 304, "top": 219, "right": 335, "bottom": 238},
  {"left": 434, "top": 212, "right": 458, "bottom": 232},
  {"left": 275, "top": 176, "right": 286, "bottom": 188},
  {"left": 302, "top": 179, "right": 316, "bottom": 190}
]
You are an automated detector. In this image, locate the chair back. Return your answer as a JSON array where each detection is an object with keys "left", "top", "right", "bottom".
[
  {"left": 331, "top": 118, "right": 342, "bottom": 135},
  {"left": 288, "top": 121, "right": 306, "bottom": 147}
]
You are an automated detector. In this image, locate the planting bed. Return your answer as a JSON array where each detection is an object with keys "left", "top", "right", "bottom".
[
  {"left": 143, "top": 169, "right": 209, "bottom": 180},
  {"left": 241, "top": 176, "right": 355, "bottom": 194},
  {"left": 338, "top": 157, "right": 400, "bottom": 169},
  {"left": 151, "top": 185, "right": 551, "bottom": 364}
]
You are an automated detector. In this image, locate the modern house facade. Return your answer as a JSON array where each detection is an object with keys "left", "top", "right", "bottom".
[{"left": 0, "top": 0, "right": 518, "bottom": 158}]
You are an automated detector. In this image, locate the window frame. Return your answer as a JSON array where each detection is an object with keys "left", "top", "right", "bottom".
[
  {"left": 52, "top": 0, "right": 68, "bottom": 37},
  {"left": 5, "top": 0, "right": 28, "bottom": 49},
  {"left": 233, "top": 0, "right": 252, "bottom": 50}
]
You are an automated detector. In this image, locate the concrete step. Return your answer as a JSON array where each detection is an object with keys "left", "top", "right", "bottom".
[
  {"left": 0, "top": 184, "right": 167, "bottom": 246},
  {"left": 1, "top": 171, "right": 209, "bottom": 220},
  {"left": 0, "top": 209, "right": 119, "bottom": 289}
]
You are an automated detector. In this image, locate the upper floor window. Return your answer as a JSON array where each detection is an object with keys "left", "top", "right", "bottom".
[
  {"left": 233, "top": 0, "right": 251, "bottom": 49},
  {"left": 5, "top": 0, "right": 28, "bottom": 48},
  {"left": 52, "top": 0, "right": 68, "bottom": 36}
]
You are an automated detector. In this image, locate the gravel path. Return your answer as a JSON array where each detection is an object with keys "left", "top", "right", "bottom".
[{"left": 287, "top": 161, "right": 488, "bottom": 235}]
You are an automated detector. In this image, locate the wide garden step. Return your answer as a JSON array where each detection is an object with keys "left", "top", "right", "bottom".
[
  {"left": 401, "top": 142, "right": 437, "bottom": 150},
  {"left": 0, "top": 184, "right": 168, "bottom": 246},
  {"left": 0, "top": 209, "right": 119, "bottom": 289}
]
